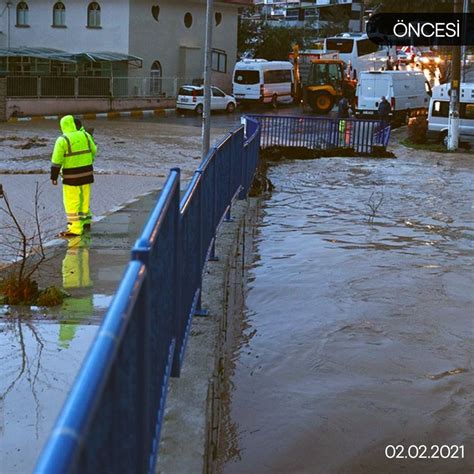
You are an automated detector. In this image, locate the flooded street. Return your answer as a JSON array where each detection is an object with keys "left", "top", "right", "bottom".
[{"left": 222, "top": 151, "right": 474, "bottom": 473}]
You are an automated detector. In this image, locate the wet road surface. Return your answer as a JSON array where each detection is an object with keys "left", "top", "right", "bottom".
[{"left": 222, "top": 151, "right": 474, "bottom": 473}]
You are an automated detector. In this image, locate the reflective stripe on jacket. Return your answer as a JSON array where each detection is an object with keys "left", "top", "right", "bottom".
[{"left": 51, "top": 115, "right": 97, "bottom": 186}]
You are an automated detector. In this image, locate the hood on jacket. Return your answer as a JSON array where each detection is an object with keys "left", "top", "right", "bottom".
[{"left": 60, "top": 115, "right": 77, "bottom": 134}]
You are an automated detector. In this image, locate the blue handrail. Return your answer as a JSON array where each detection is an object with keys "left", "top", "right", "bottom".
[{"left": 35, "top": 117, "right": 261, "bottom": 474}]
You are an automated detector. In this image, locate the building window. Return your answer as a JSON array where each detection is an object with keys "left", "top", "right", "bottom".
[
  {"left": 211, "top": 49, "right": 227, "bottom": 73},
  {"left": 150, "top": 60, "right": 162, "bottom": 95},
  {"left": 53, "top": 2, "right": 66, "bottom": 27},
  {"left": 16, "top": 2, "right": 29, "bottom": 27},
  {"left": 215, "top": 12, "right": 222, "bottom": 26},
  {"left": 184, "top": 12, "right": 193, "bottom": 28},
  {"left": 152, "top": 5, "right": 160, "bottom": 21},
  {"left": 87, "top": 2, "right": 101, "bottom": 27}
]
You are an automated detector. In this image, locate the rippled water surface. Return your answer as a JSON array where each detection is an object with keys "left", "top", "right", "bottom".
[{"left": 223, "top": 153, "right": 474, "bottom": 473}]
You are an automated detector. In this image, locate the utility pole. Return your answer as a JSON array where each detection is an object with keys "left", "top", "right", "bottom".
[
  {"left": 461, "top": 0, "right": 469, "bottom": 82},
  {"left": 447, "top": 0, "right": 462, "bottom": 151},
  {"left": 201, "top": 0, "right": 213, "bottom": 159}
]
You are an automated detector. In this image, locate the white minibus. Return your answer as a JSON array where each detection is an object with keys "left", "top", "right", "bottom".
[
  {"left": 428, "top": 83, "right": 474, "bottom": 143},
  {"left": 233, "top": 60, "right": 294, "bottom": 106}
]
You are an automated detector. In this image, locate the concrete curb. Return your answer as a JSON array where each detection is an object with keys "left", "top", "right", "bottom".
[
  {"left": 155, "top": 198, "right": 260, "bottom": 474},
  {"left": 8, "top": 108, "right": 176, "bottom": 123}
]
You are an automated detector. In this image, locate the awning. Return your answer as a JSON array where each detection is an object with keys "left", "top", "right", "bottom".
[
  {"left": 0, "top": 48, "right": 143, "bottom": 67},
  {"left": 73, "top": 52, "right": 143, "bottom": 68},
  {"left": 0, "top": 47, "right": 77, "bottom": 63}
]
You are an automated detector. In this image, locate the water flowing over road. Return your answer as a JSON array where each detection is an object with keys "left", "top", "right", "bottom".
[{"left": 222, "top": 150, "right": 474, "bottom": 473}]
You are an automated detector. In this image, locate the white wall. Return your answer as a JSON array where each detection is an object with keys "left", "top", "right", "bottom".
[
  {"left": 0, "top": 0, "right": 240, "bottom": 90},
  {"left": 128, "top": 0, "right": 239, "bottom": 91},
  {"left": 2, "top": 0, "right": 130, "bottom": 53}
]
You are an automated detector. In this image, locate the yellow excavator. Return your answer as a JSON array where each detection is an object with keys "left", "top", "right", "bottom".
[{"left": 292, "top": 45, "right": 357, "bottom": 114}]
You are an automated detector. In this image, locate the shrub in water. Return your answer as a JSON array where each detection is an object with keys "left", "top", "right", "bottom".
[
  {"left": 0, "top": 275, "right": 39, "bottom": 305},
  {"left": 37, "top": 287, "right": 64, "bottom": 307}
]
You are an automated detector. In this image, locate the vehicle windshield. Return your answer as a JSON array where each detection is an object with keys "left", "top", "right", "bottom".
[
  {"left": 356, "top": 39, "right": 379, "bottom": 57},
  {"left": 308, "top": 63, "right": 342, "bottom": 86},
  {"left": 234, "top": 70, "right": 260, "bottom": 85},
  {"left": 326, "top": 39, "right": 354, "bottom": 54},
  {"left": 179, "top": 87, "right": 203, "bottom": 96}
]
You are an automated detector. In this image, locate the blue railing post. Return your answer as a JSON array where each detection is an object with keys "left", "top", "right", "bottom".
[
  {"left": 209, "top": 147, "right": 219, "bottom": 261},
  {"left": 239, "top": 143, "right": 248, "bottom": 200},
  {"left": 195, "top": 170, "right": 209, "bottom": 318},
  {"left": 171, "top": 167, "right": 183, "bottom": 377},
  {"left": 225, "top": 132, "right": 234, "bottom": 222}
]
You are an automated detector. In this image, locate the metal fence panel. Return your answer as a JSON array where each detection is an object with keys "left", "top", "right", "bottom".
[
  {"left": 7, "top": 76, "right": 37, "bottom": 97},
  {"left": 41, "top": 76, "right": 75, "bottom": 97},
  {"left": 247, "top": 114, "right": 390, "bottom": 154},
  {"left": 6, "top": 75, "right": 189, "bottom": 99},
  {"left": 131, "top": 169, "right": 181, "bottom": 472},
  {"left": 78, "top": 77, "right": 110, "bottom": 97}
]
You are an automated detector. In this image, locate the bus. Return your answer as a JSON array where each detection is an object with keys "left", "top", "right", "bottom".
[{"left": 324, "top": 33, "right": 388, "bottom": 80}]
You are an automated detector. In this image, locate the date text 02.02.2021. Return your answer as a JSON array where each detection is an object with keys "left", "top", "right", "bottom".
[{"left": 385, "top": 445, "right": 465, "bottom": 460}]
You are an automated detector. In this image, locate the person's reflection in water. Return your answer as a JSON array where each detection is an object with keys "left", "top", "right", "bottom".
[{"left": 59, "top": 234, "right": 93, "bottom": 348}]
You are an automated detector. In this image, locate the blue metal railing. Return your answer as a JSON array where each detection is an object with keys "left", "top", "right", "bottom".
[
  {"left": 248, "top": 114, "right": 391, "bottom": 154},
  {"left": 35, "top": 117, "right": 261, "bottom": 474}
]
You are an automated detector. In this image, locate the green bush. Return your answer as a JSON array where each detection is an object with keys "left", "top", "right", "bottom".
[
  {"left": 0, "top": 275, "right": 39, "bottom": 305},
  {"left": 0, "top": 276, "right": 64, "bottom": 307},
  {"left": 407, "top": 116, "right": 428, "bottom": 144},
  {"left": 37, "top": 287, "right": 65, "bottom": 307}
]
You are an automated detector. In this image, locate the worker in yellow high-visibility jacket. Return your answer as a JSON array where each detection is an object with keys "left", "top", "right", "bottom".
[{"left": 51, "top": 115, "right": 97, "bottom": 237}]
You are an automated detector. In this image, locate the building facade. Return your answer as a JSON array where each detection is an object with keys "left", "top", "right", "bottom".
[{"left": 0, "top": 0, "right": 251, "bottom": 91}]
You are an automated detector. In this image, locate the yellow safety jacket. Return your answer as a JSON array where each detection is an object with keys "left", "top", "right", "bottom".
[{"left": 51, "top": 115, "right": 97, "bottom": 186}]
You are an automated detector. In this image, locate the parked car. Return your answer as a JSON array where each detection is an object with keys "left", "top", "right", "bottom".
[
  {"left": 176, "top": 85, "right": 237, "bottom": 114},
  {"left": 355, "top": 70, "right": 431, "bottom": 123},
  {"left": 427, "top": 82, "right": 474, "bottom": 144},
  {"left": 396, "top": 51, "right": 413, "bottom": 65}
]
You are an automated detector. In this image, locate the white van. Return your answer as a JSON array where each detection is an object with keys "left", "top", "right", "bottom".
[
  {"left": 356, "top": 71, "right": 431, "bottom": 121},
  {"left": 428, "top": 83, "right": 474, "bottom": 143},
  {"left": 233, "top": 59, "right": 294, "bottom": 106}
]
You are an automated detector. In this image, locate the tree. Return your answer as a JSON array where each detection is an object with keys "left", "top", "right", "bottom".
[
  {"left": 255, "top": 25, "right": 307, "bottom": 61},
  {"left": 365, "top": 0, "right": 455, "bottom": 13},
  {"left": 237, "top": 6, "right": 351, "bottom": 61}
]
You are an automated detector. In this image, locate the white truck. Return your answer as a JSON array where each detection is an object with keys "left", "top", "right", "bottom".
[
  {"left": 427, "top": 82, "right": 474, "bottom": 144},
  {"left": 355, "top": 70, "right": 431, "bottom": 122}
]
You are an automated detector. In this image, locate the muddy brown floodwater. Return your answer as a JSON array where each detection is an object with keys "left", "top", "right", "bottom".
[{"left": 222, "top": 151, "right": 474, "bottom": 473}]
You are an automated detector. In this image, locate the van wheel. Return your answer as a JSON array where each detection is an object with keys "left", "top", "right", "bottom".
[
  {"left": 405, "top": 110, "right": 411, "bottom": 124},
  {"left": 226, "top": 102, "right": 236, "bottom": 113},
  {"left": 271, "top": 94, "right": 278, "bottom": 109},
  {"left": 195, "top": 104, "right": 204, "bottom": 115},
  {"left": 439, "top": 130, "right": 448, "bottom": 147},
  {"left": 310, "top": 92, "right": 334, "bottom": 114}
]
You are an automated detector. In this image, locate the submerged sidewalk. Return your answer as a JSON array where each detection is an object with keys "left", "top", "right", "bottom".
[{"left": 0, "top": 189, "right": 161, "bottom": 473}]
